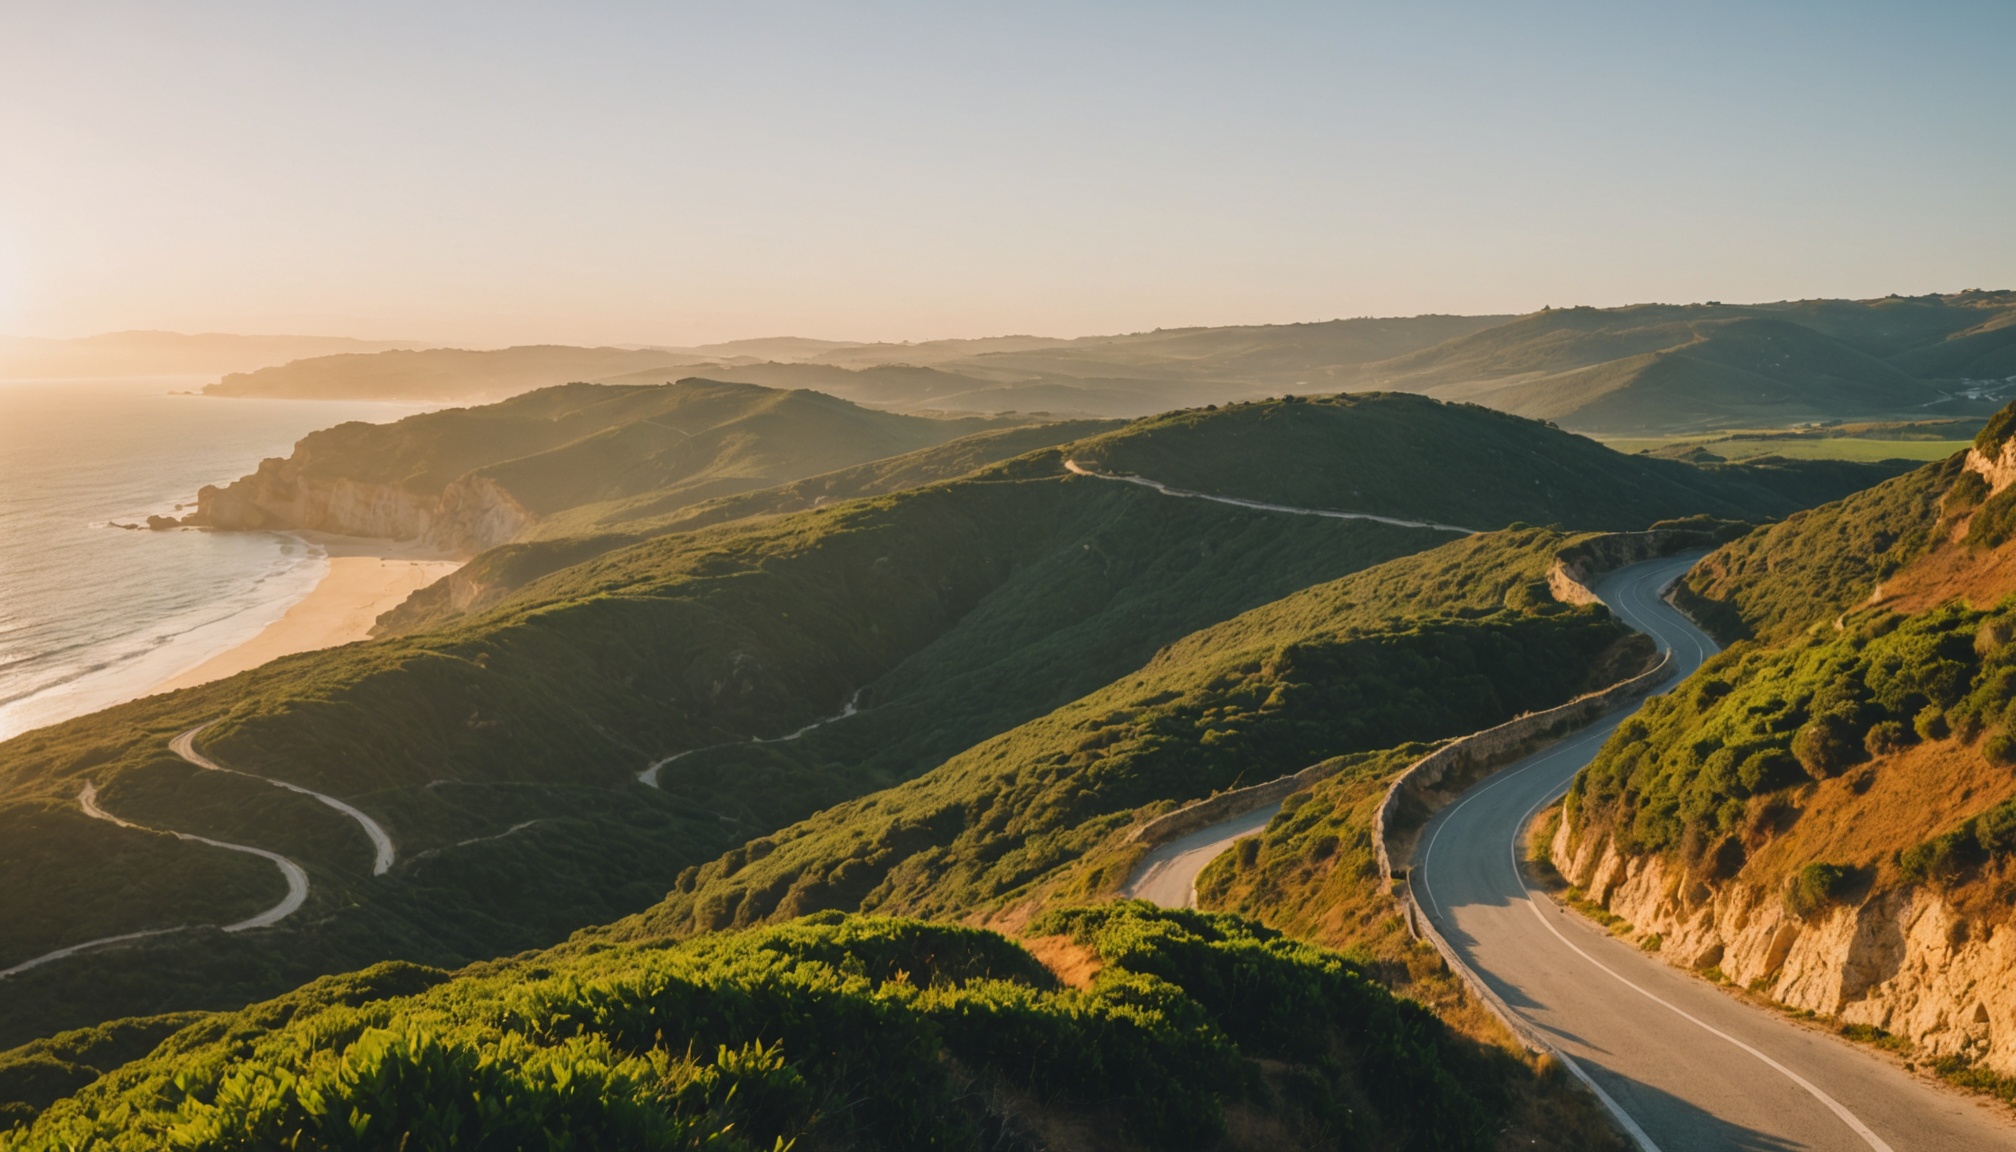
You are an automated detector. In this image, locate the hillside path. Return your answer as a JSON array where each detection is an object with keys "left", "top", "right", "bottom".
[
  {"left": 0, "top": 783, "right": 310, "bottom": 980},
  {"left": 639, "top": 690, "right": 861, "bottom": 789},
  {"left": 1413, "top": 556, "right": 2016, "bottom": 1150},
  {"left": 172, "top": 723, "right": 396, "bottom": 874},
  {"left": 1061, "top": 459, "right": 1478, "bottom": 534}
]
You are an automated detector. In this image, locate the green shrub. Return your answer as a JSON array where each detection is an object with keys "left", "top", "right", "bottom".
[
  {"left": 1914, "top": 705, "right": 1950, "bottom": 741},
  {"left": 1986, "top": 730, "right": 2016, "bottom": 766},
  {"left": 1793, "top": 711, "right": 1863, "bottom": 779},
  {"left": 1786, "top": 863, "right": 1857, "bottom": 919},
  {"left": 1863, "top": 720, "right": 1912, "bottom": 756},
  {"left": 1, "top": 908, "right": 1501, "bottom": 1152}
]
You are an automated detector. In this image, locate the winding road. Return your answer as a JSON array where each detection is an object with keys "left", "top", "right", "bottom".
[
  {"left": 1129, "top": 555, "right": 2015, "bottom": 1148},
  {"left": 1411, "top": 557, "right": 2015, "bottom": 1150}
]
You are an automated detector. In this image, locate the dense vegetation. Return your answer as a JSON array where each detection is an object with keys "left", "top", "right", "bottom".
[
  {"left": 610, "top": 527, "right": 1633, "bottom": 939},
  {"left": 1566, "top": 600, "right": 2016, "bottom": 865},
  {"left": 4, "top": 907, "right": 1510, "bottom": 1152},
  {"left": 1072, "top": 393, "right": 1907, "bottom": 531},
  {"left": 379, "top": 419, "right": 1120, "bottom": 635},
  {"left": 1674, "top": 453, "right": 1967, "bottom": 643},
  {"left": 186, "top": 379, "right": 1009, "bottom": 539},
  {"left": 0, "top": 460, "right": 1443, "bottom": 1045}
]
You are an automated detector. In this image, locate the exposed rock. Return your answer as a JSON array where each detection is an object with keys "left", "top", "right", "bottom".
[
  {"left": 182, "top": 456, "right": 532, "bottom": 555},
  {"left": 1553, "top": 824, "right": 2016, "bottom": 1074}
]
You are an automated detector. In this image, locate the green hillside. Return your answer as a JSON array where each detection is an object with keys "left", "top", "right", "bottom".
[
  {"left": 380, "top": 418, "right": 1122, "bottom": 634},
  {"left": 0, "top": 393, "right": 1903, "bottom": 1061},
  {"left": 185, "top": 379, "right": 1006, "bottom": 538},
  {"left": 1, "top": 907, "right": 1523, "bottom": 1152},
  {"left": 610, "top": 527, "right": 1634, "bottom": 941},
  {"left": 1068, "top": 392, "right": 1907, "bottom": 529}
]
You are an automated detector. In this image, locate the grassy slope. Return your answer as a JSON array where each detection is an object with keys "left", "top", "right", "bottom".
[
  {"left": 1675, "top": 453, "right": 1967, "bottom": 643},
  {"left": 606, "top": 528, "right": 1628, "bottom": 939},
  {"left": 0, "top": 466, "right": 1440, "bottom": 1045},
  {"left": 199, "top": 378, "right": 1000, "bottom": 515},
  {"left": 0, "top": 395, "right": 1890, "bottom": 1047},
  {"left": 2, "top": 907, "right": 1521, "bottom": 1152},
  {"left": 1071, "top": 393, "right": 1904, "bottom": 530},
  {"left": 1355, "top": 296, "right": 2016, "bottom": 432},
  {"left": 378, "top": 419, "right": 1122, "bottom": 635}
]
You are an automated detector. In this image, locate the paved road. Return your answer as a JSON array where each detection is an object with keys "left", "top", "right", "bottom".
[
  {"left": 1413, "top": 555, "right": 2016, "bottom": 1151},
  {"left": 1124, "top": 802, "right": 1281, "bottom": 908}
]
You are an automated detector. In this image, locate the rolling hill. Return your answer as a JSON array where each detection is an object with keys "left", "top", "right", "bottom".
[
  {"left": 192, "top": 293, "right": 2016, "bottom": 434},
  {"left": 180, "top": 379, "right": 1010, "bottom": 552},
  {"left": 0, "top": 392, "right": 1901, "bottom": 1053}
]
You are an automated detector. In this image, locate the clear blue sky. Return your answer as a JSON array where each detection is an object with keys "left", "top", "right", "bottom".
[{"left": 2, "top": 1, "right": 2011, "bottom": 346}]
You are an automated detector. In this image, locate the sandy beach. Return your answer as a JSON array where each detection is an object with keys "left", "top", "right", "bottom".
[{"left": 153, "top": 532, "right": 460, "bottom": 693}]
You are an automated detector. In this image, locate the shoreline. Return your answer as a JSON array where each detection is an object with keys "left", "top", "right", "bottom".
[{"left": 150, "top": 531, "right": 461, "bottom": 694}]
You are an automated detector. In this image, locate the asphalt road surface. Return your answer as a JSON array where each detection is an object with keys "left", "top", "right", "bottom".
[
  {"left": 1124, "top": 802, "right": 1281, "bottom": 908},
  {"left": 1413, "top": 555, "right": 2016, "bottom": 1150}
]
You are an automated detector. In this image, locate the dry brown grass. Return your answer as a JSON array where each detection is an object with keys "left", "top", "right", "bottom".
[
  {"left": 1743, "top": 736, "right": 2016, "bottom": 895},
  {"left": 1020, "top": 933, "right": 1103, "bottom": 990}
]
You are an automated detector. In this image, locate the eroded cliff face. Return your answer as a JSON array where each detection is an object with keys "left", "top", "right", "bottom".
[
  {"left": 1552, "top": 825, "right": 2016, "bottom": 1074},
  {"left": 186, "top": 458, "right": 532, "bottom": 555}
]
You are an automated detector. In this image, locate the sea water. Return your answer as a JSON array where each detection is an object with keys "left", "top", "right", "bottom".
[{"left": 0, "top": 378, "right": 422, "bottom": 741}]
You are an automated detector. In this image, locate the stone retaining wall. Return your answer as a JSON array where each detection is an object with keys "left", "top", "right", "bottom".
[
  {"left": 1371, "top": 647, "right": 1675, "bottom": 883},
  {"left": 1123, "top": 758, "right": 1344, "bottom": 848}
]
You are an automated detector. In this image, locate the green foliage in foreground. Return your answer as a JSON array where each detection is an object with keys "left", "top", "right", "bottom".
[
  {"left": 5, "top": 908, "right": 1500, "bottom": 1152},
  {"left": 1675, "top": 452, "right": 1965, "bottom": 643},
  {"left": 1569, "top": 601, "right": 2016, "bottom": 859},
  {"left": 617, "top": 529, "right": 1629, "bottom": 939}
]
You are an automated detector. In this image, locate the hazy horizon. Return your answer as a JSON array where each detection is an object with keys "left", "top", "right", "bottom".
[{"left": 5, "top": 1, "right": 2013, "bottom": 347}]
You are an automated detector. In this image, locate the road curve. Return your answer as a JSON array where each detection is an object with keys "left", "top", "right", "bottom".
[
  {"left": 172, "top": 723, "right": 396, "bottom": 874},
  {"left": 1124, "top": 802, "right": 1281, "bottom": 908},
  {"left": 1061, "top": 459, "right": 1478, "bottom": 534},
  {"left": 0, "top": 783, "right": 311, "bottom": 980},
  {"left": 1413, "top": 556, "right": 2016, "bottom": 1150}
]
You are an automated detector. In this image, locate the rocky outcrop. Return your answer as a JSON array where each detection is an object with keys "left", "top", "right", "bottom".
[
  {"left": 183, "top": 458, "right": 533, "bottom": 555},
  {"left": 1966, "top": 440, "right": 2016, "bottom": 497},
  {"left": 1552, "top": 828, "right": 2016, "bottom": 1075}
]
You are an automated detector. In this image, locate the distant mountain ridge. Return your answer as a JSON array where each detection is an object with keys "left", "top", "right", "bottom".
[
  {"left": 0, "top": 330, "right": 423, "bottom": 379},
  {"left": 185, "top": 292, "right": 2016, "bottom": 434}
]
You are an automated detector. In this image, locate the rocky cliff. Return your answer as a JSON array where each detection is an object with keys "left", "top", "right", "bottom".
[
  {"left": 1551, "top": 826, "right": 2016, "bottom": 1075},
  {"left": 183, "top": 457, "right": 534, "bottom": 555}
]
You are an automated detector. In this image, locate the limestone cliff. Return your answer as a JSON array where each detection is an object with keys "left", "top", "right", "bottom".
[
  {"left": 184, "top": 457, "right": 534, "bottom": 555},
  {"left": 1551, "top": 826, "right": 2016, "bottom": 1075}
]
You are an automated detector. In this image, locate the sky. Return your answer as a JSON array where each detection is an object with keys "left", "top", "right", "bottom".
[{"left": 2, "top": 1, "right": 2012, "bottom": 348}]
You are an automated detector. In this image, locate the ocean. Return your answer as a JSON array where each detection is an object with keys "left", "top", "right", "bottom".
[{"left": 0, "top": 378, "right": 421, "bottom": 741}]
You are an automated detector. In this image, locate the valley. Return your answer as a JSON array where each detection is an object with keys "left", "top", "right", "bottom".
[{"left": 3, "top": 374, "right": 2014, "bottom": 1150}]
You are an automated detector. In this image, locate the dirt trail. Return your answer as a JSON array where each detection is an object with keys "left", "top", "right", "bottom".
[
  {"left": 171, "top": 723, "right": 395, "bottom": 874},
  {"left": 639, "top": 690, "right": 862, "bottom": 789},
  {"left": 1062, "top": 459, "right": 1477, "bottom": 534}
]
